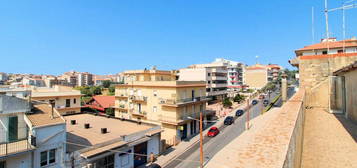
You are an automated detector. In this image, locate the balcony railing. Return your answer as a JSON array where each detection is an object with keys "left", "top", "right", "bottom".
[
  {"left": 158, "top": 112, "right": 211, "bottom": 125},
  {"left": 159, "top": 96, "right": 211, "bottom": 106},
  {"left": 0, "top": 138, "right": 34, "bottom": 157},
  {"left": 132, "top": 111, "right": 147, "bottom": 117},
  {"left": 130, "top": 96, "right": 148, "bottom": 102},
  {"left": 115, "top": 93, "right": 129, "bottom": 99}
]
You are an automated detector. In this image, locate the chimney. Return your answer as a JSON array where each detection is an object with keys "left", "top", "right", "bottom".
[
  {"left": 84, "top": 123, "right": 90, "bottom": 129},
  {"left": 101, "top": 128, "right": 107, "bottom": 134}
]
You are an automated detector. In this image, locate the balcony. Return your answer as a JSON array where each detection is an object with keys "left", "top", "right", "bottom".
[
  {"left": 115, "top": 94, "right": 129, "bottom": 99},
  {"left": 132, "top": 111, "right": 147, "bottom": 117},
  {"left": 130, "top": 96, "right": 148, "bottom": 103},
  {"left": 116, "top": 104, "right": 128, "bottom": 111},
  {"left": 158, "top": 114, "right": 198, "bottom": 125},
  {"left": 159, "top": 96, "right": 211, "bottom": 107},
  {"left": 0, "top": 139, "right": 35, "bottom": 158}
]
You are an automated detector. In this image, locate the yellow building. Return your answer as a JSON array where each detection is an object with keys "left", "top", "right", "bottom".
[
  {"left": 30, "top": 85, "right": 82, "bottom": 115},
  {"left": 115, "top": 70, "right": 211, "bottom": 145},
  {"left": 244, "top": 64, "right": 270, "bottom": 89}
]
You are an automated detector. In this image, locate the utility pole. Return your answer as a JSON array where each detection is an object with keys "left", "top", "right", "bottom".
[{"left": 199, "top": 110, "right": 204, "bottom": 168}]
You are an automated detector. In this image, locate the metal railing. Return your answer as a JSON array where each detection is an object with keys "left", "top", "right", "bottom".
[
  {"left": 0, "top": 138, "right": 33, "bottom": 157},
  {"left": 130, "top": 96, "right": 148, "bottom": 102},
  {"left": 132, "top": 111, "right": 147, "bottom": 116},
  {"left": 159, "top": 96, "right": 211, "bottom": 106}
]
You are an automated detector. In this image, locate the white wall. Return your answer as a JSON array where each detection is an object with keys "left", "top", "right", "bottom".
[
  {"left": 0, "top": 152, "right": 32, "bottom": 168},
  {"left": 114, "top": 147, "right": 134, "bottom": 168},
  {"left": 32, "top": 124, "right": 66, "bottom": 168}
]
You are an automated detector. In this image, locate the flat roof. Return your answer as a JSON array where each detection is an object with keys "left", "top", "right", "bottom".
[
  {"left": 64, "top": 114, "right": 153, "bottom": 146},
  {"left": 31, "top": 91, "right": 82, "bottom": 98},
  {"left": 26, "top": 103, "right": 65, "bottom": 127}
]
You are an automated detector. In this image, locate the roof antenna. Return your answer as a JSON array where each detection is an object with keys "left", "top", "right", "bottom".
[{"left": 312, "top": 6, "right": 315, "bottom": 44}]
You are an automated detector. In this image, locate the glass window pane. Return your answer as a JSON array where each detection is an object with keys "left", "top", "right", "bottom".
[
  {"left": 40, "top": 151, "right": 48, "bottom": 166},
  {"left": 49, "top": 149, "right": 56, "bottom": 164}
]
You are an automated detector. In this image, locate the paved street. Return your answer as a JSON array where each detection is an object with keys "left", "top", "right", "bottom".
[
  {"left": 164, "top": 91, "right": 280, "bottom": 168},
  {"left": 163, "top": 87, "right": 297, "bottom": 168}
]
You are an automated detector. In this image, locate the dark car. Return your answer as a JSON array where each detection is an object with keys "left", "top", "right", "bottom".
[
  {"left": 263, "top": 100, "right": 269, "bottom": 106},
  {"left": 252, "top": 100, "right": 258, "bottom": 105},
  {"left": 235, "top": 109, "right": 244, "bottom": 117},
  {"left": 224, "top": 116, "right": 234, "bottom": 125},
  {"left": 207, "top": 127, "right": 220, "bottom": 137}
]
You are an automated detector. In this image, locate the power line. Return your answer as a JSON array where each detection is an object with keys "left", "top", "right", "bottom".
[{"left": 66, "top": 141, "right": 202, "bottom": 163}]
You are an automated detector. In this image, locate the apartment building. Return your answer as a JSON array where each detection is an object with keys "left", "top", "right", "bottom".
[
  {"left": 115, "top": 69, "right": 211, "bottom": 145},
  {"left": 0, "top": 89, "right": 66, "bottom": 168},
  {"left": 65, "top": 113, "right": 161, "bottom": 168},
  {"left": 179, "top": 59, "right": 228, "bottom": 100},
  {"left": 30, "top": 85, "right": 82, "bottom": 115},
  {"left": 267, "top": 64, "right": 283, "bottom": 81},
  {"left": 214, "top": 58, "right": 246, "bottom": 91},
  {"left": 290, "top": 37, "right": 357, "bottom": 109},
  {"left": 0, "top": 73, "right": 8, "bottom": 84},
  {"left": 77, "top": 72, "right": 94, "bottom": 86},
  {"left": 44, "top": 77, "right": 68, "bottom": 88},
  {"left": 22, "top": 77, "right": 46, "bottom": 87}
]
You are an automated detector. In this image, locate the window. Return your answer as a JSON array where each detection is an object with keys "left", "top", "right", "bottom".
[
  {"left": 153, "top": 90, "right": 158, "bottom": 96},
  {"left": 337, "top": 49, "right": 344, "bottom": 53},
  {"left": 40, "top": 151, "right": 48, "bottom": 166},
  {"left": 65, "top": 99, "right": 70, "bottom": 107},
  {"left": 153, "top": 106, "right": 157, "bottom": 113},
  {"left": 73, "top": 98, "right": 76, "bottom": 104},
  {"left": 322, "top": 51, "right": 328, "bottom": 55},
  {"left": 94, "top": 154, "right": 114, "bottom": 168},
  {"left": 49, "top": 149, "right": 56, "bottom": 164},
  {"left": 0, "top": 161, "right": 6, "bottom": 168},
  {"left": 41, "top": 149, "right": 56, "bottom": 167},
  {"left": 207, "top": 73, "right": 211, "bottom": 76},
  {"left": 207, "top": 81, "right": 211, "bottom": 84}
]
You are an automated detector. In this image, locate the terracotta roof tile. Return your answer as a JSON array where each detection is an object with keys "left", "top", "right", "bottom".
[{"left": 296, "top": 39, "right": 357, "bottom": 52}]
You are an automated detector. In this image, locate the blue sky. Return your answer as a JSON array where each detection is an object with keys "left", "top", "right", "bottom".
[{"left": 1, "top": 0, "right": 356, "bottom": 75}]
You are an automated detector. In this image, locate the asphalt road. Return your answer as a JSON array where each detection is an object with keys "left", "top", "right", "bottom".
[{"left": 164, "top": 91, "right": 280, "bottom": 168}]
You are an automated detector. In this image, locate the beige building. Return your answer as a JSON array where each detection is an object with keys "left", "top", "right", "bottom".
[
  {"left": 30, "top": 85, "right": 82, "bottom": 115},
  {"left": 115, "top": 70, "right": 211, "bottom": 145},
  {"left": 290, "top": 37, "right": 357, "bottom": 109},
  {"left": 179, "top": 60, "right": 228, "bottom": 100},
  {"left": 245, "top": 64, "right": 270, "bottom": 89}
]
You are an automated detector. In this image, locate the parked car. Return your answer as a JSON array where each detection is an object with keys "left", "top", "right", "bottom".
[
  {"left": 259, "top": 94, "right": 265, "bottom": 99},
  {"left": 263, "top": 100, "right": 269, "bottom": 106},
  {"left": 252, "top": 100, "right": 258, "bottom": 105},
  {"left": 224, "top": 116, "right": 234, "bottom": 125},
  {"left": 235, "top": 109, "right": 244, "bottom": 117},
  {"left": 207, "top": 127, "right": 220, "bottom": 137}
]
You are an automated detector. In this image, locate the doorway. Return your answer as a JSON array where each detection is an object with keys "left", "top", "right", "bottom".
[{"left": 134, "top": 142, "right": 147, "bottom": 167}]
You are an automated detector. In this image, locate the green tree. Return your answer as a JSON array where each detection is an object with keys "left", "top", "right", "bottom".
[
  {"left": 233, "top": 94, "right": 245, "bottom": 103},
  {"left": 108, "top": 85, "right": 115, "bottom": 96},
  {"left": 222, "top": 98, "right": 233, "bottom": 108},
  {"left": 90, "top": 86, "right": 102, "bottom": 95},
  {"left": 102, "top": 80, "right": 112, "bottom": 88},
  {"left": 105, "top": 108, "right": 114, "bottom": 116}
]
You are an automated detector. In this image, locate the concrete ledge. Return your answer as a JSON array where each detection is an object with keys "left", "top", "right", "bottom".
[{"left": 206, "top": 89, "right": 305, "bottom": 168}]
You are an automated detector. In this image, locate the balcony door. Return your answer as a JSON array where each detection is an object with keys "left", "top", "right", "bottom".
[
  {"left": 192, "top": 90, "right": 195, "bottom": 101},
  {"left": 8, "top": 116, "right": 18, "bottom": 142}
]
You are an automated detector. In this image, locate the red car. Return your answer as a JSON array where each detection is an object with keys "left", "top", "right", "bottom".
[{"left": 207, "top": 127, "right": 220, "bottom": 137}]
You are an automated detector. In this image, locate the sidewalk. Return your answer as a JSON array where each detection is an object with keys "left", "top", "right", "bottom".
[{"left": 154, "top": 101, "right": 248, "bottom": 167}]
